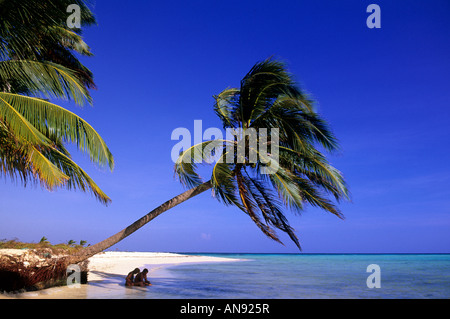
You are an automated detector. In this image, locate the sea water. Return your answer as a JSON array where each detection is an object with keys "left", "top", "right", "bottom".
[
  {"left": 153, "top": 254, "right": 450, "bottom": 299},
  {"left": 3, "top": 254, "right": 450, "bottom": 299}
]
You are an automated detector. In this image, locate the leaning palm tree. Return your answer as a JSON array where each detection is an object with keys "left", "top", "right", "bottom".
[
  {"left": 0, "top": 0, "right": 114, "bottom": 203},
  {"left": 70, "top": 58, "right": 349, "bottom": 263}
]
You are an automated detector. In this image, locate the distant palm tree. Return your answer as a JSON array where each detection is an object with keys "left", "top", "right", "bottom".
[
  {"left": 0, "top": 0, "right": 114, "bottom": 203},
  {"left": 70, "top": 58, "right": 349, "bottom": 263},
  {"left": 79, "top": 240, "right": 88, "bottom": 247}
]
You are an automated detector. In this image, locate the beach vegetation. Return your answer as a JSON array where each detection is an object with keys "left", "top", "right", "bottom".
[
  {"left": 0, "top": 238, "right": 88, "bottom": 254},
  {"left": 39, "top": 236, "right": 49, "bottom": 244},
  {"left": 0, "top": 237, "right": 89, "bottom": 292}
]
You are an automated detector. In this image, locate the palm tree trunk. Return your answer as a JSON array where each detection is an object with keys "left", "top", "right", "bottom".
[{"left": 68, "top": 180, "right": 212, "bottom": 265}]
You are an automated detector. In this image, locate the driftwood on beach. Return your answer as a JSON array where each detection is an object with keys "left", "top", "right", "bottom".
[{"left": 0, "top": 249, "right": 88, "bottom": 292}]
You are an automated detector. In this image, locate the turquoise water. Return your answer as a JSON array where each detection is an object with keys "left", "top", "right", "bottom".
[
  {"left": 5, "top": 254, "right": 449, "bottom": 299},
  {"left": 145, "top": 254, "right": 450, "bottom": 299}
]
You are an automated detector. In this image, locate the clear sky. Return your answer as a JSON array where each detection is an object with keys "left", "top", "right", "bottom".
[{"left": 1, "top": 0, "right": 449, "bottom": 253}]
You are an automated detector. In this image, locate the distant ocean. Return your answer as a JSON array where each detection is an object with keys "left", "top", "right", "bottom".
[
  {"left": 153, "top": 253, "right": 450, "bottom": 299},
  {"left": 5, "top": 253, "right": 450, "bottom": 299}
]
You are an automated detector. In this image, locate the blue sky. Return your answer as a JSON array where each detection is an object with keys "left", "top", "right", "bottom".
[{"left": 1, "top": 0, "right": 449, "bottom": 253}]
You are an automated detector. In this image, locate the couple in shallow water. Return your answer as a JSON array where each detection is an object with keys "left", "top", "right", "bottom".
[{"left": 125, "top": 268, "right": 151, "bottom": 287}]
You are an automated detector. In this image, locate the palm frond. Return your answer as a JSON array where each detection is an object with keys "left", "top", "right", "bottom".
[
  {"left": 294, "top": 177, "right": 343, "bottom": 219},
  {"left": 0, "top": 92, "right": 114, "bottom": 170},
  {"left": 211, "top": 154, "right": 240, "bottom": 206},
  {"left": 175, "top": 139, "right": 226, "bottom": 188},
  {"left": 47, "top": 26, "right": 93, "bottom": 57},
  {"left": 243, "top": 172, "right": 301, "bottom": 249},
  {"left": 0, "top": 127, "right": 70, "bottom": 189},
  {"left": 239, "top": 58, "right": 305, "bottom": 125},
  {"left": 0, "top": 95, "right": 51, "bottom": 146},
  {"left": 254, "top": 98, "right": 339, "bottom": 154},
  {"left": 0, "top": 0, "right": 96, "bottom": 60},
  {"left": 236, "top": 171, "right": 283, "bottom": 245},
  {"left": 267, "top": 166, "right": 304, "bottom": 213},
  {"left": 0, "top": 60, "right": 91, "bottom": 105},
  {"left": 42, "top": 146, "right": 111, "bottom": 204},
  {"left": 0, "top": 123, "right": 34, "bottom": 184},
  {"left": 213, "top": 88, "right": 240, "bottom": 129},
  {"left": 0, "top": 120, "right": 110, "bottom": 203},
  {"left": 278, "top": 145, "right": 349, "bottom": 200},
  {"left": 27, "top": 144, "right": 70, "bottom": 189}
]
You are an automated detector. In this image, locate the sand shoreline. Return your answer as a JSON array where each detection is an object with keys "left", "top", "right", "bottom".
[
  {"left": 0, "top": 251, "right": 241, "bottom": 298},
  {"left": 87, "top": 251, "right": 240, "bottom": 281}
]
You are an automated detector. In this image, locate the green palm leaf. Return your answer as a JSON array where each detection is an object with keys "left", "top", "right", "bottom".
[
  {"left": 211, "top": 157, "right": 240, "bottom": 206},
  {"left": 27, "top": 144, "right": 70, "bottom": 189},
  {"left": 0, "top": 94, "right": 51, "bottom": 146},
  {"left": 0, "top": 123, "right": 68, "bottom": 189},
  {"left": 42, "top": 146, "right": 111, "bottom": 204},
  {"left": 0, "top": 0, "right": 96, "bottom": 61},
  {"left": 0, "top": 60, "right": 91, "bottom": 105},
  {"left": 213, "top": 88, "right": 239, "bottom": 128},
  {"left": 175, "top": 139, "right": 227, "bottom": 188},
  {"left": 0, "top": 92, "right": 114, "bottom": 170}
]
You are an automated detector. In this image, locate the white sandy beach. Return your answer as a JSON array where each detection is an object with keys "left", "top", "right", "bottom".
[
  {"left": 0, "top": 251, "right": 240, "bottom": 299},
  {"left": 87, "top": 251, "right": 238, "bottom": 281}
]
